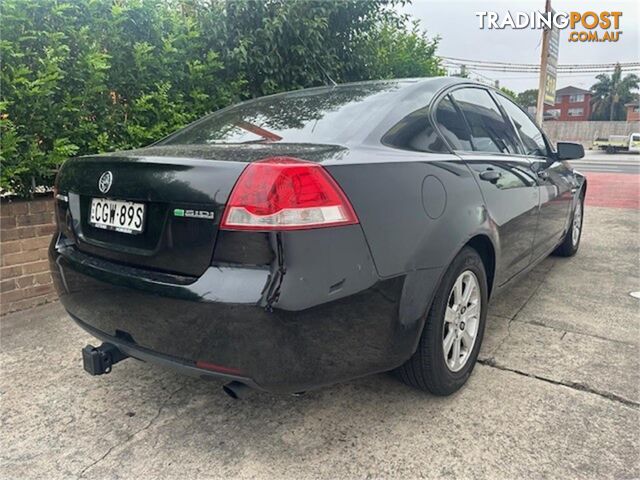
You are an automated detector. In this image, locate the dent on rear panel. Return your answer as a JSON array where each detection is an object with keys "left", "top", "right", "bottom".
[{"left": 271, "top": 226, "right": 380, "bottom": 311}]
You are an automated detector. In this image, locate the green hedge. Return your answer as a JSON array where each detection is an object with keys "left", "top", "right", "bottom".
[{"left": 0, "top": 0, "right": 442, "bottom": 198}]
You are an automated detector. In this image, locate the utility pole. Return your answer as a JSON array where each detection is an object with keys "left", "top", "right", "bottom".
[{"left": 535, "top": 0, "right": 552, "bottom": 126}]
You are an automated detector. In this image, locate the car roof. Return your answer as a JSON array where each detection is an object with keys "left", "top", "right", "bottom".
[
  {"left": 263, "top": 76, "right": 465, "bottom": 99},
  {"left": 242, "top": 77, "right": 472, "bottom": 144},
  {"left": 251, "top": 76, "right": 467, "bottom": 115}
]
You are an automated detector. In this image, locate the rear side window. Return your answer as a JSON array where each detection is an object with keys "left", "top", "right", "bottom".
[
  {"left": 382, "top": 107, "right": 448, "bottom": 153},
  {"left": 434, "top": 95, "right": 472, "bottom": 151},
  {"left": 450, "top": 88, "right": 521, "bottom": 154},
  {"left": 496, "top": 94, "right": 549, "bottom": 157}
]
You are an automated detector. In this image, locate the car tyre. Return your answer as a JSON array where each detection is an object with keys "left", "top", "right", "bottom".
[
  {"left": 553, "top": 194, "right": 584, "bottom": 257},
  {"left": 396, "top": 247, "right": 488, "bottom": 396}
]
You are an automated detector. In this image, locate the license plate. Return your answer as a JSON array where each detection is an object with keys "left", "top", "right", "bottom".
[{"left": 89, "top": 198, "right": 145, "bottom": 234}]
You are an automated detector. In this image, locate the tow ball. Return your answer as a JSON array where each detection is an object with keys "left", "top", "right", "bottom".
[{"left": 82, "top": 343, "right": 128, "bottom": 375}]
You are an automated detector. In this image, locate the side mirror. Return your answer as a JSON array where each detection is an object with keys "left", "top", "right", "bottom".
[{"left": 556, "top": 142, "right": 584, "bottom": 160}]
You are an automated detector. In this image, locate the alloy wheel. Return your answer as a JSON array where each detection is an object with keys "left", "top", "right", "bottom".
[
  {"left": 572, "top": 201, "right": 583, "bottom": 246},
  {"left": 442, "top": 270, "right": 481, "bottom": 372}
]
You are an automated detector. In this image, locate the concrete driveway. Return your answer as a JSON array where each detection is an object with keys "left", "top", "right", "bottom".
[{"left": 1, "top": 205, "right": 638, "bottom": 479}]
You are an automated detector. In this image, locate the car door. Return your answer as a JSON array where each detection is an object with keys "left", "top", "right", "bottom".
[
  {"left": 438, "top": 87, "right": 540, "bottom": 285},
  {"left": 494, "top": 93, "right": 573, "bottom": 260}
]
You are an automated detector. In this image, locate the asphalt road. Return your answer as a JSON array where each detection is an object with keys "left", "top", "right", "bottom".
[
  {"left": 1, "top": 206, "right": 639, "bottom": 479},
  {"left": 569, "top": 151, "right": 640, "bottom": 174}
]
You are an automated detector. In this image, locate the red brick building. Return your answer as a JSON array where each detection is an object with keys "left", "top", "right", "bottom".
[
  {"left": 544, "top": 86, "right": 592, "bottom": 121},
  {"left": 625, "top": 102, "right": 640, "bottom": 121}
]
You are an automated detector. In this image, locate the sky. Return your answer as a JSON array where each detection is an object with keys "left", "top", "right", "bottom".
[{"left": 399, "top": 0, "right": 640, "bottom": 94}]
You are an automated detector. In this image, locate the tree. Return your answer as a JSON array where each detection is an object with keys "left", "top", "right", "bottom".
[
  {"left": 499, "top": 87, "right": 517, "bottom": 101},
  {"left": 353, "top": 18, "right": 442, "bottom": 80},
  {"left": 1, "top": 0, "right": 442, "bottom": 198},
  {"left": 516, "top": 89, "right": 538, "bottom": 109},
  {"left": 590, "top": 64, "right": 639, "bottom": 121}
]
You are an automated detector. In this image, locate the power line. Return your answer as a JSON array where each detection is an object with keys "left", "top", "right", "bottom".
[
  {"left": 441, "top": 58, "right": 640, "bottom": 75},
  {"left": 473, "top": 72, "right": 627, "bottom": 79},
  {"left": 442, "top": 62, "right": 640, "bottom": 72},
  {"left": 441, "top": 64, "right": 640, "bottom": 74},
  {"left": 441, "top": 56, "right": 640, "bottom": 70},
  {"left": 444, "top": 64, "right": 635, "bottom": 88}
]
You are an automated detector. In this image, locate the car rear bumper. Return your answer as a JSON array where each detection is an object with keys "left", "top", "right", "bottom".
[
  {"left": 49, "top": 229, "right": 433, "bottom": 393},
  {"left": 70, "top": 312, "right": 262, "bottom": 389}
]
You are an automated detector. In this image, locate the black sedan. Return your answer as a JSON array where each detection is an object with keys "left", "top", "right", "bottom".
[{"left": 50, "top": 78, "right": 586, "bottom": 397}]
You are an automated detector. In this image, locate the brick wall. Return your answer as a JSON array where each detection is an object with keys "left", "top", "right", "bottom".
[{"left": 1, "top": 196, "right": 57, "bottom": 315}]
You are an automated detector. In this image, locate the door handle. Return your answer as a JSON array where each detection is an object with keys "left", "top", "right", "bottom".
[{"left": 479, "top": 170, "right": 502, "bottom": 183}]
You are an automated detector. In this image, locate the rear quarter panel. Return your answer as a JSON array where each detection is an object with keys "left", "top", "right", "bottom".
[
  {"left": 325, "top": 147, "right": 497, "bottom": 340},
  {"left": 326, "top": 147, "right": 494, "bottom": 277}
]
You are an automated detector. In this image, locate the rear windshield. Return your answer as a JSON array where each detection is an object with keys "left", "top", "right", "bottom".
[{"left": 159, "top": 83, "right": 401, "bottom": 146}]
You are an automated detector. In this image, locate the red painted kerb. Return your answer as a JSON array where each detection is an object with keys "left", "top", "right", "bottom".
[{"left": 583, "top": 172, "right": 639, "bottom": 210}]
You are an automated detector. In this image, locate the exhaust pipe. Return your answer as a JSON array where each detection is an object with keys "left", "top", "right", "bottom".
[{"left": 223, "top": 381, "right": 251, "bottom": 400}]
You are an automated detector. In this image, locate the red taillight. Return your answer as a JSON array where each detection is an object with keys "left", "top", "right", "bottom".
[{"left": 220, "top": 157, "right": 359, "bottom": 231}]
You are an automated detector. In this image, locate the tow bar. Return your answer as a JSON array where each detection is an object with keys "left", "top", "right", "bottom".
[{"left": 82, "top": 343, "right": 128, "bottom": 375}]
